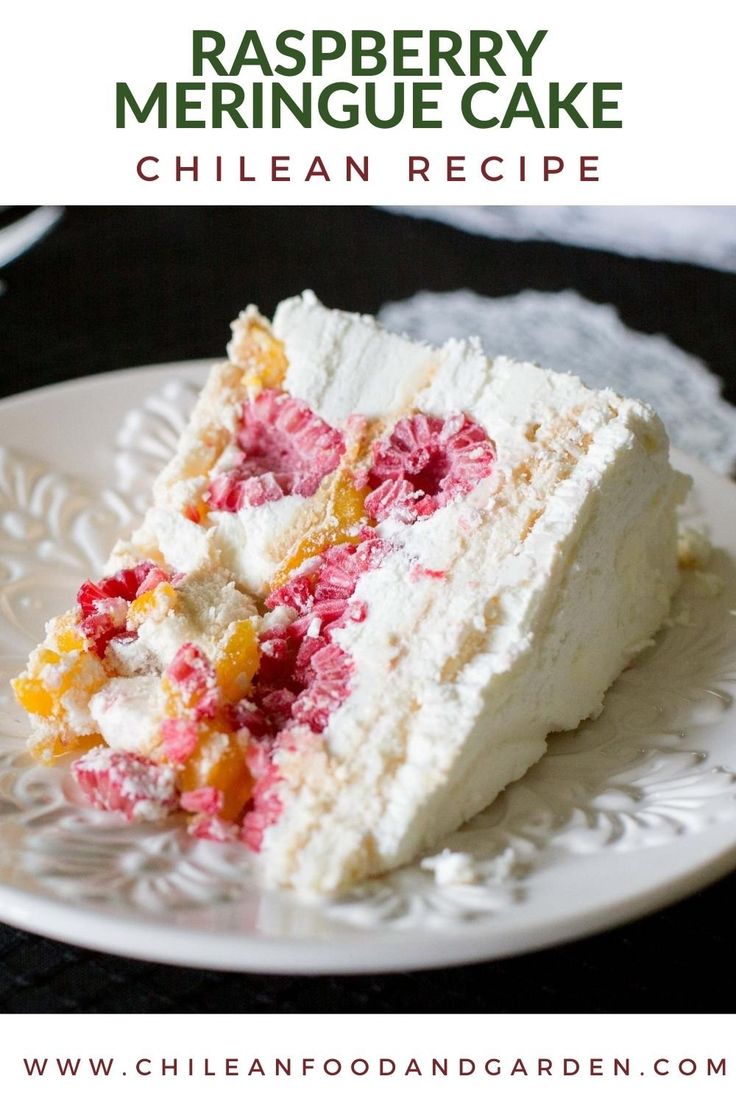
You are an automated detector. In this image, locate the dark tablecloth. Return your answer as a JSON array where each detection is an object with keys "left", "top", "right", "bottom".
[{"left": 1, "top": 206, "right": 734, "bottom": 1012}]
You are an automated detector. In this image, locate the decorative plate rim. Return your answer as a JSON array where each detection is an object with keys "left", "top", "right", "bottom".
[{"left": 1, "top": 830, "right": 735, "bottom": 973}]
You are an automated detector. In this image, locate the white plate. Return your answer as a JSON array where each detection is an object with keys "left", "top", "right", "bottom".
[{"left": 0, "top": 363, "right": 735, "bottom": 974}]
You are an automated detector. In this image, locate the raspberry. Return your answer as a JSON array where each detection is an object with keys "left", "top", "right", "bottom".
[
  {"left": 240, "top": 755, "right": 283, "bottom": 852},
  {"left": 256, "top": 688, "right": 296, "bottom": 727},
  {"left": 206, "top": 390, "right": 344, "bottom": 513},
  {"left": 187, "top": 814, "right": 239, "bottom": 842},
  {"left": 76, "top": 580, "right": 117, "bottom": 616},
  {"left": 255, "top": 537, "right": 386, "bottom": 722},
  {"left": 254, "top": 627, "right": 300, "bottom": 690},
  {"left": 292, "top": 598, "right": 348, "bottom": 640},
  {"left": 207, "top": 469, "right": 283, "bottom": 512},
  {"left": 363, "top": 477, "right": 417, "bottom": 523},
  {"left": 343, "top": 599, "right": 367, "bottom": 623},
  {"left": 365, "top": 412, "right": 495, "bottom": 522},
  {"left": 77, "top": 562, "right": 163, "bottom": 607},
  {"left": 76, "top": 562, "right": 172, "bottom": 657},
  {"left": 265, "top": 572, "right": 315, "bottom": 615},
  {"left": 161, "top": 718, "right": 199, "bottom": 764},
  {"left": 291, "top": 644, "right": 354, "bottom": 732},
  {"left": 221, "top": 534, "right": 387, "bottom": 851},
  {"left": 292, "top": 634, "right": 325, "bottom": 682},
  {"left": 314, "top": 539, "right": 388, "bottom": 602},
  {"left": 76, "top": 591, "right": 129, "bottom": 657},
  {"left": 180, "top": 786, "right": 224, "bottom": 816},
  {"left": 265, "top": 539, "right": 387, "bottom": 625},
  {"left": 409, "top": 565, "right": 447, "bottom": 582},
  {"left": 244, "top": 738, "right": 274, "bottom": 781},
  {"left": 134, "top": 565, "right": 171, "bottom": 595},
  {"left": 73, "top": 747, "right": 179, "bottom": 822},
  {"left": 165, "top": 643, "right": 219, "bottom": 720}
]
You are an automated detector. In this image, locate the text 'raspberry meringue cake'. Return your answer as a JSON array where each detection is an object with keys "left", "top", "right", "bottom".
[{"left": 12, "top": 291, "right": 687, "bottom": 897}]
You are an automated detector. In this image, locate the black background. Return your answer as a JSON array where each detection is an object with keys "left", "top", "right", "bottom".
[{"left": 0, "top": 205, "right": 735, "bottom": 1012}]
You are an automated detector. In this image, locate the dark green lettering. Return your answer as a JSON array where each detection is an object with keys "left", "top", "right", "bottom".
[
  {"left": 231, "top": 31, "right": 273, "bottom": 76},
  {"left": 116, "top": 82, "right": 167, "bottom": 127},
  {"left": 352, "top": 30, "right": 387, "bottom": 75},
  {"left": 312, "top": 31, "right": 346, "bottom": 76},
  {"left": 176, "top": 83, "right": 206, "bottom": 127},
  {"left": 428, "top": 31, "right": 463, "bottom": 76},
  {"left": 212, "top": 84, "right": 247, "bottom": 128},
  {"left": 274, "top": 30, "right": 306, "bottom": 76},
  {"left": 413, "top": 83, "right": 442, "bottom": 127},
  {"left": 549, "top": 82, "right": 588, "bottom": 127},
  {"left": 318, "top": 83, "right": 359, "bottom": 127},
  {"left": 501, "top": 83, "right": 544, "bottom": 128},
  {"left": 592, "top": 82, "right": 622, "bottom": 127},
  {"left": 365, "top": 82, "right": 405, "bottom": 127},
  {"left": 192, "top": 30, "right": 226, "bottom": 76},
  {"left": 393, "top": 30, "right": 423, "bottom": 76},
  {"left": 461, "top": 83, "right": 499, "bottom": 128},
  {"left": 506, "top": 30, "right": 548, "bottom": 76},
  {"left": 273, "top": 83, "right": 312, "bottom": 127},
  {"left": 469, "top": 31, "right": 504, "bottom": 76}
]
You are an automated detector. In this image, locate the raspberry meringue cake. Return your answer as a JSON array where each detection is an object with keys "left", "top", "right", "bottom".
[{"left": 12, "top": 292, "right": 686, "bottom": 896}]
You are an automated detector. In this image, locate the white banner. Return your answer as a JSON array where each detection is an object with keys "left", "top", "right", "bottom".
[
  {"left": 2, "top": 0, "right": 735, "bottom": 203},
  {"left": 0, "top": 1013, "right": 733, "bottom": 1103}
]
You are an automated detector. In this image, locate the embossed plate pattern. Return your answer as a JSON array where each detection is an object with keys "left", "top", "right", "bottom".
[{"left": 0, "top": 363, "right": 735, "bottom": 974}]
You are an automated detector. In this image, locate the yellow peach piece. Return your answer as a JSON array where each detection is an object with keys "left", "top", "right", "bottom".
[
  {"left": 180, "top": 730, "right": 253, "bottom": 820},
  {"left": 273, "top": 473, "right": 370, "bottom": 587},
  {"left": 31, "top": 731, "right": 105, "bottom": 761},
  {"left": 56, "top": 627, "right": 84, "bottom": 654},
  {"left": 12, "top": 676, "right": 55, "bottom": 718},
  {"left": 182, "top": 500, "right": 209, "bottom": 525},
  {"left": 216, "top": 620, "right": 260, "bottom": 703},
  {"left": 126, "top": 578, "right": 176, "bottom": 631},
  {"left": 235, "top": 317, "right": 289, "bottom": 394},
  {"left": 126, "top": 582, "right": 177, "bottom": 629},
  {"left": 13, "top": 647, "right": 105, "bottom": 722}
]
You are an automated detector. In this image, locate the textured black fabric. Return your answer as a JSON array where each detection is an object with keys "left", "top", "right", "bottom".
[
  {"left": 0, "top": 205, "right": 734, "bottom": 1012},
  {"left": 2, "top": 207, "right": 735, "bottom": 405},
  {"left": 1, "top": 874, "right": 735, "bottom": 1012}
]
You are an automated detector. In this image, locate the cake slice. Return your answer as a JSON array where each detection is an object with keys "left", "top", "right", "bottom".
[{"left": 12, "top": 292, "right": 687, "bottom": 895}]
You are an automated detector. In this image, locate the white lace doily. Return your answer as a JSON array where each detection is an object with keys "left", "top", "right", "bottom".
[
  {"left": 384, "top": 207, "right": 736, "bottom": 274},
  {"left": 378, "top": 289, "right": 736, "bottom": 476}
]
